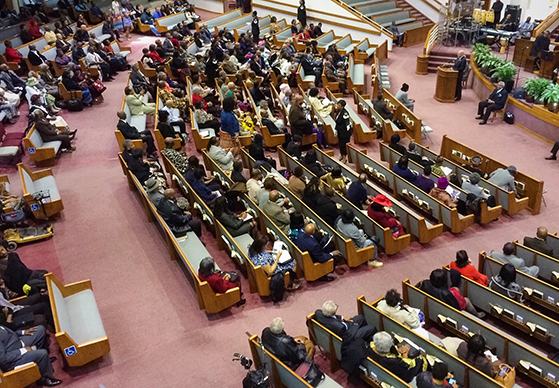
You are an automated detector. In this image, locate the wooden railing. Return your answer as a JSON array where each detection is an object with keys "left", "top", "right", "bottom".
[
  {"left": 534, "top": 7, "right": 559, "bottom": 37},
  {"left": 423, "top": 22, "right": 440, "bottom": 55},
  {"left": 333, "top": 0, "right": 392, "bottom": 37}
]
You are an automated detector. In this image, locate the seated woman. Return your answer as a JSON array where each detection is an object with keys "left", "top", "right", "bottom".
[
  {"left": 376, "top": 289, "right": 422, "bottom": 330},
  {"left": 308, "top": 87, "right": 333, "bottom": 118},
  {"left": 368, "top": 331, "right": 427, "bottom": 383},
  {"left": 194, "top": 99, "right": 220, "bottom": 132},
  {"left": 248, "top": 235, "right": 302, "bottom": 291},
  {"left": 419, "top": 269, "right": 462, "bottom": 311},
  {"left": 429, "top": 177, "right": 457, "bottom": 209},
  {"left": 447, "top": 269, "right": 486, "bottom": 318},
  {"left": 393, "top": 156, "right": 417, "bottom": 185},
  {"left": 367, "top": 194, "right": 405, "bottom": 237},
  {"left": 207, "top": 136, "right": 234, "bottom": 172},
  {"left": 0, "top": 89, "right": 19, "bottom": 124},
  {"left": 450, "top": 250, "right": 488, "bottom": 286},
  {"left": 32, "top": 110, "right": 76, "bottom": 153},
  {"left": 248, "top": 134, "right": 277, "bottom": 170},
  {"left": 322, "top": 166, "right": 346, "bottom": 195},
  {"left": 489, "top": 263, "right": 523, "bottom": 301},
  {"left": 230, "top": 161, "right": 247, "bottom": 185},
  {"left": 68, "top": 62, "right": 104, "bottom": 103},
  {"left": 157, "top": 110, "right": 182, "bottom": 144},
  {"left": 61, "top": 69, "right": 93, "bottom": 106},
  {"left": 220, "top": 97, "right": 240, "bottom": 137},
  {"left": 198, "top": 257, "right": 245, "bottom": 306},
  {"left": 213, "top": 196, "right": 256, "bottom": 237},
  {"left": 125, "top": 86, "right": 156, "bottom": 115},
  {"left": 457, "top": 334, "right": 501, "bottom": 378}
]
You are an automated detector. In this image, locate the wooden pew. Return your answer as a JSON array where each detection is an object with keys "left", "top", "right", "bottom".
[
  {"left": 119, "top": 153, "right": 241, "bottom": 313},
  {"left": 353, "top": 38, "right": 378, "bottom": 62},
  {"left": 348, "top": 54, "right": 365, "bottom": 94},
  {"left": 214, "top": 13, "right": 253, "bottom": 35},
  {"left": 365, "top": 143, "right": 475, "bottom": 233},
  {"left": 381, "top": 87, "right": 422, "bottom": 144},
  {"left": 202, "top": 150, "right": 334, "bottom": 282},
  {"left": 18, "top": 163, "right": 63, "bottom": 219},
  {"left": 278, "top": 146, "right": 411, "bottom": 255},
  {"left": 0, "top": 363, "right": 41, "bottom": 388},
  {"left": 197, "top": 8, "right": 242, "bottom": 31},
  {"left": 513, "top": 240, "right": 559, "bottom": 286},
  {"left": 298, "top": 85, "right": 338, "bottom": 146},
  {"left": 306, "top": 314, "right": 414, "bottom": 387},
  {"left": 353, "top": 89, "right": 401, "bottom": 140},
  {"left": 240, "top": 80, "right": 279, "bottom": 148},
  {"left": 249, "top": 334, "right": 344, "bottom": 388},
  {"left": 443, "top": 264, "right": 559, "bottom": 349},
  {"left": 403, "top": 279, "right": 559, "bottom": 388},
  {"left": 381, "top": 142, "right": 503, "bottom": 224},
  {"left": 241, "top": 148, "right": 376, "bottom": 268},
  {"left": 346, "top": 144, "right": 444, "bottom": 244},
  {"left": 357, "top": 295, "right": 504, "bottom": 388},
  {"left": 272, "top": 84, "right": 316, "bottom": 146},
  {"left": 547, "top": 233, "right": 559, "bottom": 253},
  {"left": 440, "top": 135, "right": 544, "bottom": 215},
  {"left": 412, "top": 142, "right": 530, "bottom": 215},
  {"left": 480, "top": 252, "right": 559, "bottom": 316}
]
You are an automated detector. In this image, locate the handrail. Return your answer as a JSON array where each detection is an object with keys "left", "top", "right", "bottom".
[
  {"left": 423, "top": 23, "right": 440, "bottom": 55},
  {"left": 534, "top": 7, "right": 559, "bottom": 37},
  {"left": 332, "top": 0, "right": 393, "bottom": 37}
]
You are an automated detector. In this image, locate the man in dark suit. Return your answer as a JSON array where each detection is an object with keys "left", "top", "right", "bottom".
[
  {"left": 116, "top": 110, "right": 156, "bottom": 155},
  {"left": 372, "top": 93, "right": 393, "bottom": 121},
  {"left": 285, "top": 135, "right": 302, "bottom": 159},
  {"left": 0, "top": 325, "right": 61, "bottom": 386},
  {"left": 476, "top": 81, "right": 508, "bottom": 125},
  {"left": 27, "top": 44, "right": 47, "bottom": 66},
  {"left": 296, "top": 224, "right": 342, "bottom": 281},
  {"left": 288, "top": 96, "right": 312, "bottom": 138},
  {"left": 32, "top": 110, "right": 75, "bottom": 152},
  {"left": 156, "top": 188, "right": 202, "bottom": 237},
  {"left": 523, "top": 226, "right": 557, "bottom": 258},
  {"left": 453, "top": 50, "right": 467, "bottom": 101},
  {"left": 129, "top": 63, "right": 155, "bottom": 97},
  {"left": 315, "top": 300, "right": 376, "bottom": 341},
  {"left": 251, "top": 11, "right": 260, "bottom": 43},
  {"left": 531, "top": 31, "right": 551, "bottom": 57}
]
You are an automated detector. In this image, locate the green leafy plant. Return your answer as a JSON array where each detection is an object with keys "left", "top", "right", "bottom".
[
  {"left": 541, "top": 83, "right": 559, "bottom": 103},
  {"left": 473, "top": 44, "right": 491, "bottom": 64},
  {"left": 491, "top": 61, "right": 517, "bottom": 81},
  {"left": 524, "top": 77, "right": 551, "bottom": 99},
  {"left": 480, "top": 54, "right": 502, "bottom": 71}
]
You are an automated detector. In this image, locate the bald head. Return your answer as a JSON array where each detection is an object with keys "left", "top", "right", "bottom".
[
  {"left": 305, "top": 223, "right": 316, "bottom": 235},
  {"left": 117, "top": 110, "right": 126, "bottom": 120},
  {"left": 457, "top": 50, "right": 464, "bottom": 57},
  {"left": 163, "top": 188, "right": 175, "bottom": 200},
  {"left": 359, "top": 173, "right": 367, "bottom": 183},
  {"left": 295, "top": 95, "right": 304, "bottom": 105},
  {"left": 537, "top": 227, "right": 548, "bottom": 239},
  {"left": 269, "top": 190, "right": 280, "bottom": 202}
]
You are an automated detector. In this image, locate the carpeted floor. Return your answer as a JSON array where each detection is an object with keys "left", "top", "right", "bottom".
[{"left": 1, "top": 19, "right": 557, "bottom": 387}]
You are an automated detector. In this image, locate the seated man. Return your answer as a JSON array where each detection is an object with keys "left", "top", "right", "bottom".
[
  {"left": 476, "top": 81, "right": 508, "bottom": 125},
  {"left": 32, "top": 110, "right": 76, "bottom": 153},
  {"left": 297, "top": 223, "right": 342, "bottom": 281},
  {"left": 262, "top": 191, "right": 290, "bottom": 234},
  {"left": 155, "top": 187, "right": 202, "bottom": 237},
  {"left": 286, "top": 135, "right": 302, "bottom": 159},
  {"left": 462, "top": 173, "right": 489, "bottom": 199},
  {"left": 491, "top": 242, "right": 539, "bottom": 277},
  {"left": 0, "top": 241, "right": 47, "bottom": 295},
  {"left": 372, "top": 93, "right": 394, "bottom": 121},
  {"left": 417, "top": 361, "right": 459, "bottom": 388},
  {"left": 261, "top": 318, "right": 315, "bottom": 370},
  {"left": 488, "top": 165, "right": 517, "bottom": 195},
  {"left": 315, "top": 300, "right": 376, "bottom": 341},
  {"left": 523, "top": 226, "right": 557, "bottom": 258},
  {"left": 117, "top": 110, "right": 156, "bottom": 157},
  {"left": 335, "top": 208, "right": 382, "bottom": 268},
  {"left": 390, "top": 21, "right": 404, "bottom": 47},
  {"left": 510, "top": 16, "right": 534, "bottom": 44},
  {"left": 345, "top": 174, "right": 371, "bottom": 209},
  {"left": 0, "top": 325, "right": 62, "bottom": 386},
  {"left": 190, "top": 168, "right": 219, "bottom": 207},
  {"left": 407, "top": 143, "right": 434, "bottom": 167},
  {"left": 314, "top": 188, "right": 341, "bottom": 228},
  {"left": 395, "top": 83, "right": 414, "bottom": 111}
]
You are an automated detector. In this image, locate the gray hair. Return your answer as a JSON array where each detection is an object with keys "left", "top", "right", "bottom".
[
  {"left": 373, "top": 331, "right": 393, "bottom": 353},
  {"left": 122, "top": 139, "right": 133, "bottom": 149},
  {"left": 270, "top": 317, "right": 284, "bottom": 334},
  {"left": 31, "top": 109, "right": 44, "bottom": 119},
  {"left": 192, "top": 86, "right": 201, "bottom": 94},
  {"left": 321, "top": 301, "right": 338, "bottom": 317},
  {"left": 497, "top": 81, "right": 505, "bottom": 88}
]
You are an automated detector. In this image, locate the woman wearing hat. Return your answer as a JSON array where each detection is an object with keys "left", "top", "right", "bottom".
[
  {"left": 368, "top": 195, "right": 404, "bottom": 237},
  {"left": 429, "top": 177, "right": 457, "bottom": 208}
]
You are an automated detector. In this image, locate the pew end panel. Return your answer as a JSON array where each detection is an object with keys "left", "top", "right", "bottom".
[
  {"left": 18, "top": 163, "right": 63, "bottom": 219},
  {"left": 114, "top": 130, "right": 143, "bottom": 151},
  {"left": 0, "top": 362, "right": 41, "bottom": 388}
]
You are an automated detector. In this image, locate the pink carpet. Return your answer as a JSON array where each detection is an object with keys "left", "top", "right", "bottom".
[{"left": 1, "top": 23, "right": 557, "bottom": 387}]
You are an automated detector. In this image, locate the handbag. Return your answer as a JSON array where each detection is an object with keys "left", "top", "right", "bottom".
[
  {"left": 495, "top": 364, "right": 515, "bottom": 388},
  {"left": 295, "top": 358, "right": 324, "bottom": 387},
  {"left": 92, "top": 79, "right": 106, "bottom": 93},
  {"left": 169, "top": 223, "right": 191, "bottom": 237},
  {"left": 68, "top": 91, "right": 83, "bottom": 111}
]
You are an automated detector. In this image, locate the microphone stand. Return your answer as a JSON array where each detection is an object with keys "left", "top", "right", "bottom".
[{"left": 514, "top": 46, "right": 528, "bottom": 90}]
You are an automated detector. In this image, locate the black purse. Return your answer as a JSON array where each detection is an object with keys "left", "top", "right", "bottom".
[
  {"left": 295, "top": 358, "right": 324, "bottom": 387},
  {"left": 169, "top": 223, "right": 191, "bottom": 237}
]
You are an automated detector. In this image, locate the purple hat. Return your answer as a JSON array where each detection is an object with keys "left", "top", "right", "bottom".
[{"left": 437, "top": 177, "right": 449, "bottom": 189}]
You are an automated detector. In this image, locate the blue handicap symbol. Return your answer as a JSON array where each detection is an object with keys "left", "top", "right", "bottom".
[
  {"left": 28, "top": 148, "right": 36, "bottom": 154},
  {"left": 30, "top": 204, "right": 40, "bottom": 211},
  {"left": 64, "top": 346, "right": 77, "bottom": 357}
]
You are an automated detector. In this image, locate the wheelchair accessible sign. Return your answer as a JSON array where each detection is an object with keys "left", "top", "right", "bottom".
[{"left": 64, "top": 346, "right": 77, "bottom": 357}]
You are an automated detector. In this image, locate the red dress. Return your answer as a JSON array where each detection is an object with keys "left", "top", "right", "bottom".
[
  {"left": 198, "top": 272, "right": 237, "bottom": 294},
  {"left": 191, "top": 94, "right": 207, "bottom": 111},
  {"left": 367, "top": 206, "right": 404, "bottom": 236},
  {"left": 4, "top": 47, "right": 22, "bottom": 63},
  {"left": 450, "top": 262, "right": 488, "bottom": 286},
  {"left": 149, "top": 51, "right": 163, "bottom": 63},
  {"left": 28, "top": 20, "right": 43, "bottom": 39}
]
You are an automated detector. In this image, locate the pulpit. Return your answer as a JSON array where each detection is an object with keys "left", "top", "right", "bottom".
[{"left": 434, "top": 65, "right": 458, "bottom": 103}]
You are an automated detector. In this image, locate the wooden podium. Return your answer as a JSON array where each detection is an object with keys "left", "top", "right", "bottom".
[{"left": 434, "top": 65, "right": 458, "bottom": 103}]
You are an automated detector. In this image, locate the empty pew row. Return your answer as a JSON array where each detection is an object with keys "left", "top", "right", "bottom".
[
  {"left": 343, "top": 145, "right": 444, "bottom": 244},
  {"left": 357, "top": 296, "right": 504, "bottom": 388},
  {"left": 249, "top": 334, "right": 344, "bottom": 388},
  {"left": 162, "top": 154, "right": 290, "bottom": 297},
  {"left": 306, "top": 314, "right": 414, "bottom": 388},
  {"left": 350, "top": 144, "right": 475, "bottom": 233},
  {"left": 117, "top": 153, "right": 241, "bottom": 313},
  {"left": 411, "top": 142, "right": 529, "bottom": 215},
  {"left": 277, "top": 146, "right": 411, "bottom": 254},
  {"left": 297, "top": 86, "right": 338, "bottom": 146},
  {"left": 353, "top": 90, "right": 404, "bottom": 141},
  {"left": 197, "top": 8, "right": 243, "bottom": 31},
  {"left": 201, "top": 150, "right": 334, "bottom": 282},
  {"left": 547, "top": 233, "right": 559, "bottom": 253},
  {"left": 479, "top": 252, "right": 559, "bottom": 316},
  {"left": 381, "top": 88, "right": 422, "bottom": 144},
  {"left": 380, "top": 142, "right": 503, "bottom": 224},
  {"left": 440, "top": 135, "right": 544, "bottom": 215},
  {"left": 403, "top": 279, "right": 559, "bottom": 388},
  {"left": 348, "top": 54, "right": 365, "bottom": 94},
  {"left": 513, "top": 240, "right": 559, "bottom": 286},
  {"left": 324, "top": 87, "right": 377, "bottom": 144},
  {"left": 240, "top": 148, "right": 376, "bottom": 268},
  {"left": 214, "top": 13, "right": 253, "bottom": 35},
  {"left": 443, "top": 264, "right": 559, "bottom": 349}
]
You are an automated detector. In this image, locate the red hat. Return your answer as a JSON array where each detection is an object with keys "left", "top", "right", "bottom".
[{"left": 373, "top": 194, "right": 392, "bottom": 207}]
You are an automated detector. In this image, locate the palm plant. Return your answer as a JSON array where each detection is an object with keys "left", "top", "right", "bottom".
[{"left": 491, "top": 61, "right": 517, "bottom": 81}]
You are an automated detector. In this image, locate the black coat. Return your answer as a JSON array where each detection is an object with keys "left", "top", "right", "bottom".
[
  {"left": 261, "top": 328, "right": 306, "bottom": 370},
  {"left": 285, "top": 141, "right": 302, "bottom": 159},
  {"left": 128, "top": 158, "right": 151, "bottom": 184},
  {"left": 157, "top": 122, "right": 176, "bottom": 139},
  {"left": 335, "top": 108, "right": 352, "bottom": 140},
  {"left": 488, "top": 87, "right": 508, "bottom": 110},
  {"left": 28, "top": 50, "right": 47, "bottom": 66},
  {"left": 314, "top": 194, "right": 340, "bottom": 227},
  {"left": 118, "top": 119, "right": 141, "bottom": 139},
  {"left": 419, "top": 280, "right": 461, "bottom": 310},
  {"left": 157, "top": 198, "right": 191, "bottom": 227},
  {"left": 523, "top": 236, "right": 556, "bottom": 258}
]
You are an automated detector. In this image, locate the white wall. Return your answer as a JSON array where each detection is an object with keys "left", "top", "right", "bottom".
[
  {"left": 190, "top": 0, "right": 224, "bottom": 13},
  {"left": 405, "top": 0, "right": 441, "bottom": 22},
  {"left": 505, "top": 0, "right": 558, "bottom": 21}
]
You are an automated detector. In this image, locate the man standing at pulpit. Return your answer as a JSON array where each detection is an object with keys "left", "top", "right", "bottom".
[{"left": 453, "top": 50, "right": 467, "bottom": 101}]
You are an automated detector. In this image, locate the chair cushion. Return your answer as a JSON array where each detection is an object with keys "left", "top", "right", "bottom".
[
  {"left": 129, "top": 115, "right": 147, "bottom": 131},
  {"left": 29, "top": 129, "right": 44, "bottom": 147},
  {"left": 33, "top": 176, "right": 60, "bottom": 200},
  {"left": 98, "top": 34, "right": 112, "bottom": 42},
  {"left": 21, "top": 168, "right": 35, "bottom": 194},
  {"left": 177, "top": 231, "right": 217, "bottom": 271},
  {"left": 366, "top": 47, "right": 376, "bottom": 56},
  {"left": 352, "top": 65, "right": 364, "bottom": 84},
  {"left": 120, "top": 50, "right": 130, "bottom": 57},
  {"left": 0, "top": 146, "right": 19, "bottom": 157},
  {"left": 43, "top": 141, "right": 62, "bottom": 153},
  {"left": 234, "top": 233, "right": 253, "bottom": 255},
  {"left": 303, "top": 75, "right": 315, "bottom": 82}
]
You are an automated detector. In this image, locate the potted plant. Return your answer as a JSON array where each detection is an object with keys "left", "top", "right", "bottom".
[
  {"left": 523, "top": 78, "right": 537, "bottom": 102},
  {"left": 530, "top": 78, "right": 552, "bottom": 104},
  {"left": 473, "top": 44, "right": 491, "bottom": 65},
  {"left": 541, "top": 83, "right": 559, "bottom": 113},
  {"left": 480, "top": 55, "right": 502, "bottom": 77},
  {"left": 491, "top": 61, "right": 517, "bottom": 92}
]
